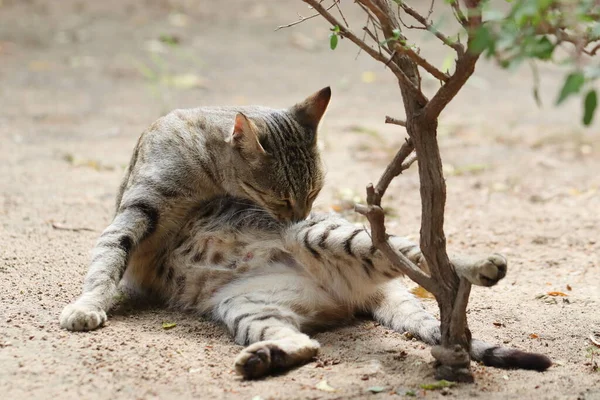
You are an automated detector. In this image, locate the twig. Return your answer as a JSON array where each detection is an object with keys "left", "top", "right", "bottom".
[
  {"left": 333, "top": 0, "right": 349, "bottom": 27},
  {"left": 363, "top": 26, "right": 390, "bottom": 55},
  {"left": 399, "top": 3, "right": 464, "bottom": 55},
  {"left": 385, "top": 49, "right": 397, "bottom": 66},
  {"left": 385, "top": 115, "right": 406, "bottom": 126},
  {"left": 427, "top": 0, "right": 435, "bottom": 20},
  {"left": 51, "top": 222, "right": 95, "bottom": 232},
  {"left": 373, "top": 138, "right": 414, "bottom": 204},
  {"left": 302, "top": 0, "right": 428, "bottom": 106},
  {"left": 394, "top": 43, "right": 450, "bottom": 82},
  {"left": 591, "top": 334, "right": 600, "bottom": 348},
  {"left": 450, "top": 1, "right": 468, "bottom": 27},
  {"left": 275, "top": 2, "right": 336, "bottom": 31}
]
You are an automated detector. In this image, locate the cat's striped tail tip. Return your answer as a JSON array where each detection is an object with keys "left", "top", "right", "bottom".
[{"left": 480, "top": 347, "right": 552, "bottom": 372}]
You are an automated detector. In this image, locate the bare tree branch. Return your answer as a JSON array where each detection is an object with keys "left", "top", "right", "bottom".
[
  {"left": 301, "top": 0, "right": 428, "bottom": 106},
  {"left": 275, "top": 2, "right": 337, "bottom": 31},
  {"left": 423, "top": 0, "right": 483, "bottom": 119},
  {"left": 372, "top": 138, "right": 414, "bottom": 203}
]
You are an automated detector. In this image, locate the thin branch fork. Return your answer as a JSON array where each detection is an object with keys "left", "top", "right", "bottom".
[
  {"left": 399, "top": 2, "right": 465, "bottom": 55},
  {"left": 355, "top": 138, "right": 435, "bottom": 292},
  {"left": 394, "top": 43, "right": 450, "bottom": 82},
  {"left": 301, "top": 0, "right": 428, "bottom": 106}
]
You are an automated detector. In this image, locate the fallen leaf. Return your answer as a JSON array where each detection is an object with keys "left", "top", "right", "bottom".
[
  {"left": 590, "top": 334, "right": 600, "bottom": 348},
  {"left": 529, "top": 333, "right": 539, "bottom": 339},
  {"left": 420, "top": 380, "right": 455, "bottom": 390},
  {"left": 162, "top": 322, "right": 177, "bottom": 330},
  {"left": 410, "top": 286, "right": 435, "bottom": 300},
  {"left": 493, "top": 321, "right": 505, "bottom": 327},
  {"left": 366, "top": 386, "right": 387, "bottom": 393},
  {"left": 566, "top": 284, "right": 572, "bottom": 291},
  {"left": 547, "top": 291, "right": 568, "bottom": 297},
  {"left": 316, "top": 380, "right": 337, "bottom": 392}
]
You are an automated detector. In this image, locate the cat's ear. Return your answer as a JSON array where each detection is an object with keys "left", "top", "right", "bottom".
[
  {"left": 290, "top": 86, "right": 331, "bottom": 130},
  {"left": 229, "top": 113, "right": 266, "bottom": 159}
]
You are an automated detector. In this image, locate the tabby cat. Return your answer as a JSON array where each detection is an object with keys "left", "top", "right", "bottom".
[
  {"left": 60, "top": 88, "right": 330, "bottom": 332},
  {"left": 125, "top": 195, "right": 551, "bottom": 378},
  {"left": 60, "top": 88, "right": 551, "bottom": 378}
]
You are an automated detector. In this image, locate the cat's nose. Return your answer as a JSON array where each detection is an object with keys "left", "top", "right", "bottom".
[{"left": 292, "top": 206, "right": 308, "bottom": 222}]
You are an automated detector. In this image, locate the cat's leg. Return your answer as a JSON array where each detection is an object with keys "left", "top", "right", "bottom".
[
  {"left": 284, "top": 216, "right": 507, "bottom": 299},
  {"left": 371, "top": 280, "right": 441, "bottom": 344},
  {"left": 60, "top": 187, "right": 162, "bottom": 331},
  {"left": 213, "top": 292, "right": 319, "bottom": 379},
  {"left": 383, "top": 235, "right": 507, "bottom": 287}
]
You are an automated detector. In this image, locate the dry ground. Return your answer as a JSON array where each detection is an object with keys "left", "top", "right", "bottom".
[{"left": 1, "top": 1, "right": 599, "bottom": 399}]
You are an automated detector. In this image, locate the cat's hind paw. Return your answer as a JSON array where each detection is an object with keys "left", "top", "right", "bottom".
[
  {"left": 234, "top": 338, "right": 319, "bottom": 379},
  {"left": 473, "top": 253, "right": 507, "bottom": 287},
  {"left": 60, "top": 303, "right": 107, "bottom": 331}
]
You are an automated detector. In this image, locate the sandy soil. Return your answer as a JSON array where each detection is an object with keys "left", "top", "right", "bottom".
[{"left": 1, "top": 1, "right": 599, "bottom": 399}]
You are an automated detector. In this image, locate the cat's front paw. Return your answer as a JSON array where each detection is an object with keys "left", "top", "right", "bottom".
[
  {"left": 60, "top": 303, "right": 107, "bottom": 331},
  {"left": 474, "top": 253, "right": 507, "bottom": 287}
]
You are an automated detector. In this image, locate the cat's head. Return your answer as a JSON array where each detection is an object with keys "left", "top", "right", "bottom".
[{"left": 228, "top": 87, "right": 330, "bottom": 222}]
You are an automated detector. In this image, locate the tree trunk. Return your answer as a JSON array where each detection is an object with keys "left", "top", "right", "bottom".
[{"left": 407, "top": 112, "right": 474, "bottom": 382}]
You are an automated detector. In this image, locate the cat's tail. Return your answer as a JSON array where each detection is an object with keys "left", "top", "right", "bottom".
[{"left": 469, "top": 339, "right": 552, "bottom": 371}]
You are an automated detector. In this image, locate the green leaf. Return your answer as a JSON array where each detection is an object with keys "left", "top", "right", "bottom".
[
  {"left": 366, "top": 386, "right": 387, "bottom": 393},
  {"left": 162, "top": 322, "right": 177, "bottom": 330},
  {"left": 420, "top": 380, "right": 455, "bottom": 390},
  {"left": 556, "top": 72, "right": 585, "bottom": 105},
  {"left": 583, "top": 90, "right": 598, "bottom": 126},
  {"left": 329, "top": 33, "right": 338, "bottom": 50},
  {"left": 469, "top": 25, "right": 495, "bottom": 55},
  {"left": 530, "top": 36, "right": 554, "bottom": 60}
]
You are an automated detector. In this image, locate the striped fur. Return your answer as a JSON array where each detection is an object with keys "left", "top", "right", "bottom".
[
  {"left": 112, "top": 196, "right": 550, "bottom": 378},
  {"left": 60, "top": 88, "right": 330, "bottom": 332}
]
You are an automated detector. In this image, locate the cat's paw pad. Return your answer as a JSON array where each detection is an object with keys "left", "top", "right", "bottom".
[
  {"left": 234, "top": 343, "right": 284, "bottom": 379},
  {"left": 475, "top": 253, "right": 507, "bottom": 287},
  {"left": 60, "top": 304, "right": 106, "bottom": 331}
]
